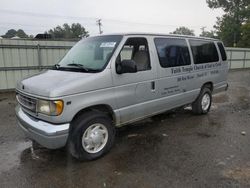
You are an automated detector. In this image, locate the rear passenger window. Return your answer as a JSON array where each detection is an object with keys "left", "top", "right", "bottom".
[
  {"left": 154, "top": 38, "right": 191, "bottom": 68},
  {"left": 189, "top": 40, "right": 219, "bottom": 64},
  {"left": 217, "top": 42, "right": 227, "bottom": 61}
]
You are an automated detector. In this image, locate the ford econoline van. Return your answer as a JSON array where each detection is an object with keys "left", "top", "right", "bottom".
[{"left": 16, "top": 33, "right": 228, "bottom": 160}]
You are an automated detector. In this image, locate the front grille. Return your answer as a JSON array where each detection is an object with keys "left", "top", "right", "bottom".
[{"left": 16, "top": 93, "right": 37, "bottom": 112}]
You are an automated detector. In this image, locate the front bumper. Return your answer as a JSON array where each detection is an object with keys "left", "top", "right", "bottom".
[{"left": 15, "top": 106, "right": 69, "bottom": 149}]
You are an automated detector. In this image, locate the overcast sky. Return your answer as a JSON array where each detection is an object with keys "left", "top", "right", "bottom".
[{"left": 0, "top": 0, "right": 224, "bottom": 37}]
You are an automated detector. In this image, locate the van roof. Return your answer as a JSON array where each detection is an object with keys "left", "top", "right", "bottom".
[{"left": 97, "top": 32, "right": 219, "bottom": 41}]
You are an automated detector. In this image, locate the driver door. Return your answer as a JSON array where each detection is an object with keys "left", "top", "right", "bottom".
[{"left": 111, "top": 37, "right": 157, "bottom": 125}]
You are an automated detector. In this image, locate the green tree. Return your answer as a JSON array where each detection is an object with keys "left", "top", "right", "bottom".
[
  {"left": 206, "top": 0, "right": 250, "bottom": 47},
  {"left": 47, "top": 23, "right": 89, "bottom": 39},
  {"left": 200, "top": 28, "right": 217, "bottom": 38},
  {"left": 16, "top": 29, "right": 28, "bottom": 38},
  {"left": 2, "top": 29, "right": 28, "bottom": 38},
  {"left": 238, "top": 22, "right": 250, "bottom": 47},
  {"left": 171, "top": 27, "right": 195, "bottom": 36},
  {"left": 2, "top": 29, "right": 16, "bottom": 38}
]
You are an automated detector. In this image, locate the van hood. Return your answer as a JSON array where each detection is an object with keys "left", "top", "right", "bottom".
[{"left": 16, "top": 69, "right": 112, "bottom": 98}]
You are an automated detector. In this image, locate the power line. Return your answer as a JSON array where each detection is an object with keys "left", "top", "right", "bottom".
[
  {"left": 0, "top": 9, "right": 96, "bottom": 21},
  {"left": 0, "top": 9, "right": 205, "bottom": 29},
  {"left": 103, "top": 19, "right": 200, "bottom": 28},
  {"left": 0, "top": 21, "right": 97, "bottom": 29},
  {"left": 0, "top": 22, "right": 50, "bottom": 28}
]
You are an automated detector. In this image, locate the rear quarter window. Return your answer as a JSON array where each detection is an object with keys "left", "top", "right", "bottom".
[{"left": 189, "top": 40, "right": 219, "bottom": 64}]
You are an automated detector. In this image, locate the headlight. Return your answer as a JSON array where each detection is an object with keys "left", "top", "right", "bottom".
[{"left": 37, "top": 100, "right": 64, "bottom": 116}]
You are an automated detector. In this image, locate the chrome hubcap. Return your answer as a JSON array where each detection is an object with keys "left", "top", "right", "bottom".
[
  {"left": 201, "top": 93, "right": 211, "bottom": 111},
  {"left": 82, "top": 123, "right": 108, "bottom": 153}
]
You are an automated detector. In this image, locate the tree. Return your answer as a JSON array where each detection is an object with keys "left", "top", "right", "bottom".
[
  {"left": 47, "top": 23, "right": 89, "bottom": 39},
  {"left": 171, "top": 27, "right": 195, "bottom": 36},
  {"left": 2, "top": 29, "right": 28, "bottom": 38},
  {"left": 2, "top": 29, "right": 16, "bottom": 38},
  {"left": 200, "top": 27, "right": 217, "bottom": 38},
  {"left": 238, "top": 22, "right": 250, "bottom": 47},
  {"left": 200, "top": 30, "right": 217, "bottom": 38},
  {"left": 16, "top": 29, "right": 28, "bottom": 38},
  {"left": 206, "top": 0, "right": 250, "bottom": 47}
]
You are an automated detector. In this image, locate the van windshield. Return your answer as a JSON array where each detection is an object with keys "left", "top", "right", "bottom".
[{"left": 58, "top": 35, "right": 122, "bottom": 72}]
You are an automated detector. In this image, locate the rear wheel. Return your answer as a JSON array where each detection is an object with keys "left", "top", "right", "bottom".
[
  {"left": 68, "top": 111, "right": 115, "bottom": 161},
  {"left": 192, "top": 87, "right": 212, "bottom": 115}
]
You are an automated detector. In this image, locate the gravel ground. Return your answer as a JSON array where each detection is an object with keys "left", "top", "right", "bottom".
[{"left": 0, "top": 69, "right": 249, "bottom": 188}]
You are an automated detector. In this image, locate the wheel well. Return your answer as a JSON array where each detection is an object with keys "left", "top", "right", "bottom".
[
  {"left": 71, "top": 105, "right": 116, "bottom": 126},
  {"left": 202, "top": 82, "right": 213, "bottom": 92}
]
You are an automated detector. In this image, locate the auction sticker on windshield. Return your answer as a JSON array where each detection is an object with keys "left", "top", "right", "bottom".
[{"left": 100, "top": 42, "right": 116, "bottom": 48}]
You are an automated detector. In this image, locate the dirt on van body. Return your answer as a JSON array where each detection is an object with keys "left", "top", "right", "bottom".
[{"left": 0, "top": 69, "right": 250, "bottom": 188}]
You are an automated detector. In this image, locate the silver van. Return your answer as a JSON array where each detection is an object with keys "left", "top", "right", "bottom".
[{"left": 16, "top": 33, "right": 228, "bottom": 160}]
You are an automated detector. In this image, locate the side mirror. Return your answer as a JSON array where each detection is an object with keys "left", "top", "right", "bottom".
[{"left": 116, "top": 60, "right": 137, "bottom": 74}]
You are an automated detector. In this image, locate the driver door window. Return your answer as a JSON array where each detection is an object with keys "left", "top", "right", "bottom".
[
  {"left": 120, "top": 46, "right": 134, "bottom": 61},
  {"left": 117, "top": 37, "right": 151, "bottom": 72}
]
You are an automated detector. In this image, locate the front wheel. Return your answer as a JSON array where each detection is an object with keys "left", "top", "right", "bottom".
[
  {"left": 192, "top": 87, "right": 212, "bottom": 115},
  {"left": 68, "top": 111, "right": 115, "bottom": 161}
]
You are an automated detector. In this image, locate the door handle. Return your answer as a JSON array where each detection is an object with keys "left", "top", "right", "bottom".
[{"left": 151, "top": 81, "right": 155, "bottom": 91}]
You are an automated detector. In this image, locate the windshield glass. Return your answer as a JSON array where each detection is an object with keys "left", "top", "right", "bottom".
[{"left": 58, "top": 35, "right": 122, "bottom": 71}]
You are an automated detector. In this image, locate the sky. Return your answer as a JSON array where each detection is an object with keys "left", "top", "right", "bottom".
[{"left": 0, "top": 0, "right": 224, "bottom": 37}]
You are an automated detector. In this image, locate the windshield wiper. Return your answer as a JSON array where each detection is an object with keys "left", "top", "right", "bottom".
[
  {"left": 52, "top": 63, "right": 100, "bottom": 73},
  {"left": 66, "top": 63, "right": 90, "bottom": 72}
]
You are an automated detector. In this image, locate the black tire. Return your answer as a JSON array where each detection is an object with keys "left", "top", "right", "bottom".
[
  {"left": 68, "top": 111, "right": 115, "bottom": 161},
  {"left": 192, "top": 87, "right": 212, "bottom": 115}
]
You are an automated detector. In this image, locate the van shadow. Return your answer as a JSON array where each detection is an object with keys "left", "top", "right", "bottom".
[
  {"left": 18, "top": 106, "right": 225, "bottom": 187},
  {"left": 21, "top": 109, "right": 191, "bottom": 160},
  {"left": 18, "top": 108, "right": 194, "bottom": 168}
]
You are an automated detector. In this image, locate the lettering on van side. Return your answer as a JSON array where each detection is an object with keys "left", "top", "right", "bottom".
[
  {"left": 210, "top": 70, "right": 219, "bottom": 75},
  {"left": 171, "top": 62, "right": 222, "bottom": 75},
  {"left": 161, "top": 85, "right": 180, "bottom": 96},
  {"left": 171, "top": 66, "right": 193, "bottom": 74},
  {"left": 197, "top": 72, "right": 208, "bottom": 78},
  {"left": 177, "top": 75, "right": 195, "bottom": 82},
  {"left": 194, "top": 62, "right": 222, "bottom": 71}
]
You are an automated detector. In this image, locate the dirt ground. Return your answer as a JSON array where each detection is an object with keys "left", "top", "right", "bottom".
[{"left": 0, "top": 69, "right": 249, "bottom": 188}]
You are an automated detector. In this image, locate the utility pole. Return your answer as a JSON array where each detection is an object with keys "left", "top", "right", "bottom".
[
  {"left": 96, "top": 19, "right": 103, "bottom": 34},
  {"left": 200, "top": 26, "right": 206, "bottom": 33}
]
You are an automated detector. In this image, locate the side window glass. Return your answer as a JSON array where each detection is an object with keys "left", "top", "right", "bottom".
[
  {"left": 217, "top": 42, "right": 227, "bottom": 61},
  {"left": 117, "top": 37, "right": 151, "bottom": 72},
  {"left": 154, "top": 38, "right": 191, "bottom": 68},
  {"left": 189, "top": 40, "right": 219, "bottom": 64}
]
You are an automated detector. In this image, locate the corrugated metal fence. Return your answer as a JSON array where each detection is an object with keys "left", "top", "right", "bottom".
[
  {"left": 0, "top": 39, "right": 75, "bottom": 90},
  {"left": 0, "top": 39, "right": 250, "bottom": 90},
  {"left": 226, "top": 47, "right": 250, "bottom": 69}
]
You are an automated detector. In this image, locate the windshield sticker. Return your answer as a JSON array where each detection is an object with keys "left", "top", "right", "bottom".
[{"left": 100, "top": 42, "right": 116, "bottom": 48}]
